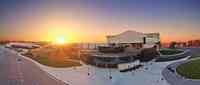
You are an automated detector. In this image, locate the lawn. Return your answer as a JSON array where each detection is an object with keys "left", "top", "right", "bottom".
[
  {"left": 159, "top": 49, "right": 183, "bottom": 55},
  {"left": 29, "top": 55, "right": 81, "bottom": 68},
  {"left": 176, "top": 59, "right": 200, "bottom": 79},
  {"left": 189, "top": 56, "right": 200, "bottom": 59},
  {"left": 23, "top": 45, "right": 82, "bottom": 68}
]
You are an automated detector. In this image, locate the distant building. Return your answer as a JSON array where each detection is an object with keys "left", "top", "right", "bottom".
[
  {"left": 175, "top": 42, "right": 187, "bottom": 48},
  {"left": 6, "top": 43, "right": 40, "bottom": 49},
  {"left": 187, "top": 40, "right": 200, "bottom": 47}
]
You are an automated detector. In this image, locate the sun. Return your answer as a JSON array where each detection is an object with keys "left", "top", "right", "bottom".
[{"left": 54, "top": 36, "right": 67, "bottom": 45}]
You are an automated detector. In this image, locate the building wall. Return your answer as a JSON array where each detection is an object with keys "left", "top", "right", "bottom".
[
  {"left": 145, "top": 33, "right": 160, "bottom": 44},
  {"left": 107, "top": 36, "right": 144, "bottom": 44},
  {"left": 107, "top": 31, "right": 160, "bottom": 45}
]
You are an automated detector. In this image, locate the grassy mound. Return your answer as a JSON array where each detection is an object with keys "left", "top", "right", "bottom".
[
  {"left": 189, "top": 56, "right": 200, "bottom": 59},
  {"left": 160, "top": 49, "right": 183, "bottom": 55},
  {"left": 28, "top": 55, "right": 81, "bottom": 68},
  {"left": 24, "top": 45, "right": 81, "bottom": 68},
  {"left": 177, "top": 59, "right": 200, "bottom": 79},
  {"left": 156, "top": 49, "right": 188, "bottom": 62}
]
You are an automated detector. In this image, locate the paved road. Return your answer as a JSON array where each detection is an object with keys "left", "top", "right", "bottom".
[
  {"left": 162, "top": 48, "right": 200, "bottom": 85},
  {"left": 0, "top": 46, "right": 67, "bottom": 85},
  {"left": 183, "top": 48, "right": 200, "bottom": 56},
  {"left": 162, "top": 60, "right": 200, "bottom": 85}
]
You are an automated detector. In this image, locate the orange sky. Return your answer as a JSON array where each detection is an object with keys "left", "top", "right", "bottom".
[{"left": 1, "top": 0, "right": 200, "bottom": 43}]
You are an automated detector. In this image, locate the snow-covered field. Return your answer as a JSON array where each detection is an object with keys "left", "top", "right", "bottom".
[
  {"left": 38, "top": 57, "right": 190, "bottom": 85},
  {"left": 2, "top": 45, "right": 191, "bottom": 85},
  {"left": 8, "top": 44, "right": 189, "bottom": 85}
]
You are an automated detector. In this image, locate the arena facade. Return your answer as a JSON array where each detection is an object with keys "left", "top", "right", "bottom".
[{"left": 80, "top": 30, "right": 160, "bottom": 69}]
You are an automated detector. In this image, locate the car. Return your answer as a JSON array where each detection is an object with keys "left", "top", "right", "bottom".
[
  {"left": 17, "top": 58, "right": 22, "bottom": 62},
  {"left": 167, "top": 67, "right": 175, "bottom": 73}
]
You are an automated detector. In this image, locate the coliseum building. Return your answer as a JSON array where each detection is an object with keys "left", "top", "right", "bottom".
[{"left": 80, "top": 30, "right": 160, "bottom": 69}]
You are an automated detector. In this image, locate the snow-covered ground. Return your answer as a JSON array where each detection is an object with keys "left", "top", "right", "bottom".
[
  {"left": 37, "top": 56, "right": 190, "bottom": 85},
  {"left": 6, "top": 44, "right": 189, "bottom": 85}
]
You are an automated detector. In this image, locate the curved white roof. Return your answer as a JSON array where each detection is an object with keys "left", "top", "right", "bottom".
[{"left": 107, "top": 30, "right": 145, "bottom": 43}]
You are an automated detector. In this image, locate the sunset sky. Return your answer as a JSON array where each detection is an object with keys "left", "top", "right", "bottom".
[{"left": 0, "top": 0, "right": 200, "bottom": 43}]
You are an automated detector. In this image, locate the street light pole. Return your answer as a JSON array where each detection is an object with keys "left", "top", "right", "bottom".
[
  {"left": 87, "top": 66, "right": 90, "bottom": 76},
  {"left": 107, "top": 64, "right": 112, "bottom": 80},
  {"left": 109, "top": 68, "right": 112, "bottom": 79}
]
